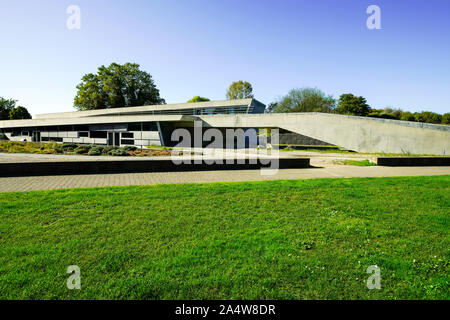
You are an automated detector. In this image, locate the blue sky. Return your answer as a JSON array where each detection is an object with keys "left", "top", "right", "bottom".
[{"left": 0, "top": 0, "right": 449, "bottom": 115}]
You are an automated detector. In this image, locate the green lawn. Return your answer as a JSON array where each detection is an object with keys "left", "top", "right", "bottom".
[
  {"left": 0, "top": 176, "right": 448, "bottom": 300},
  {"left": 333, "top": 160, "right": 377, "bottom": 166}
]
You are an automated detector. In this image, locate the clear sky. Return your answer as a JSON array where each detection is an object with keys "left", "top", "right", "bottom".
[{"left": 0, "top": 0, "right": 449, "bottom": 115}]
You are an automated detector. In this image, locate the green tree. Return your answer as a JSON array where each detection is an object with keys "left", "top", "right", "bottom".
[
  {"left": 226, "top": 81, "right": 254, "bottom": 100},
  {"left": 400, "top": 111, "right": 416, "bottom": 122},
  {"left": 336, "top": 94, "right": 370, "bottom": 116},
  {"left": 0, "top": 97, "right": 17, "bottom": 120},
  {"left": 265, "top": 102, "right": 278, "bottom": 113},
  {"left": 272, "top": 88, "right": 335, "bottom": 113},
  {"left": 382, "top": 107, "right": 402, "bottom": 120},
  {"left": 74, "top": 62, "right": 165, "bottom": 111},
  {"left": 442, "top": 113, "right": 450, "bottom": 125},
  {"left": 414, "top": 111, "right": 442, "bottom": 124},
  {"left": 187, "top": 96, "right": 210, "bottom": 103},
  {"left": 9, "top": 106, "right": 32, "bottom": 119},
  {"left": 0, "top": 97, "right": 31, "bottom": 120}
]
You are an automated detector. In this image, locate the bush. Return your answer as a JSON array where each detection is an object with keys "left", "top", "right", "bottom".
[
  {"left": 122, "top": 145, "right": 137, "bottom": 152},
  {"left": 379, "top": 113, "right": 397, "bottom": 120},
  {"left": 442, "top": 113, "right": 450, "bottom": 125},
  {"left": 102, "top": 146, "right": 119, "bottom": 154},
  {"left": 74, "top": 145, "right": 91, "bottom": 154},
  {"left": 108, "top": 148, "right": 128, "bottom": 156},
  {"left": 88, "top": 147, "right": 103, "bottom": 156},
  {"left": 62, "top": 143, "right": 78, "bottom": 151},
  {"left": 90, "top": 145, "right": 104, "bottom": 152},
  {"left": 400, "top": 112, "right": 416, "bottom": 122},
  {"left": 415, "top": 111, "right": 442, "bottom": 124}
]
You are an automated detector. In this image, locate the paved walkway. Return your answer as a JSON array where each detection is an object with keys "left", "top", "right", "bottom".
[{"left": 1, "top": 166, "right": 448, "bottom": 193}]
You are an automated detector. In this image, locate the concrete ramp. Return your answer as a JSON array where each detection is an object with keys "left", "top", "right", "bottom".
[{"left": 199, "top": 113, "right": 450, "bottom": 155}]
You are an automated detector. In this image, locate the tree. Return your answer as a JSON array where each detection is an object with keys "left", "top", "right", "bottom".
[
  {"left": 414, "top": 111, "right": 442, "bottom": 124},
  {"left": 265, "top": 102, "right": 278, "bottom": 113},
  {"left": 0, "top": 97, "right": 17, "bottom": 120},
  {"left": 272, "top": 88, "right": 336, "bottom": 113},
  {"left": 0, "top": 97, "right": 31, "bottom": 120},
  {"left": 74, "top": 62, "right": 165, "bottom": 111},
  {"left": 9, "top": 106, "right": 31, "bottom": 119},
  {"left": 226, "top": 81, "right": 254, "bottom": 100},
  {"left": 187, "top": 96, "right": 210, "bottom": 103},
  {"left": 442, "top": 113, "right": 450, "bottom": 125},
  {"left": 400, "top": 111, "right": 415, "bottom": 122},
  {"left": 336, "top": 94, "right": 370, "bottom": 116}
]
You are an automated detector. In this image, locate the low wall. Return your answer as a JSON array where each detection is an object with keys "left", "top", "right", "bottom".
[
  {"left": 0, "top": 158, "right": 310, "bottom": 177},
  {"left": 377, "top": 157, "right": 450, "bottom": 166}
]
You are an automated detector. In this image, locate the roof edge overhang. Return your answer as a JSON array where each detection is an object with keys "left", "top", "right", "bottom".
[
  {"left": 0, "top": 115, "right": 199, "bottom": 129},
  {"left": 33, "top": 98, "right": 258, "bottom": 120}
]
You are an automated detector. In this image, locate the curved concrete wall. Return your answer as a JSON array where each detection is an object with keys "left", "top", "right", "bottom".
[{"left": 199, "top": 113, "right": 450, "bottom": 155}]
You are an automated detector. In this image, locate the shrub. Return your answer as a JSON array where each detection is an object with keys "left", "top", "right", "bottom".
[
  {"left": 88, "top": 147, "right": 102, "bottom": 156},
  {"left": 90, "top": 145, "right": 105, "bottom": 153},
  {"left": 122, "top": 145, "right": 137, "bottom": 152},
  {"left": 62, "top": 143, "right": 78, "bottom": 151},
  {"left": 102, "top": 146, "right": 119, "bottom": 154},
  {"left": 74, "top": 145, "right": 91, "bottom": 154},
  {"left": 379, "top": 113, "right": 397, "bottom": 120},
  {"left": 368, "top": 112, "right": 381, "bottom": 118},
  {"left": 108, "top": 148, "right": 128, "bottom": 156},
  {"left": 415, "top": 111, "right": 442, "bottom": 124},
  {"left": 442, "top": 113, "right": 450, "bottom": 125},
  {"left": 400, "top": 112, "right": 416, "bottom": 122}
]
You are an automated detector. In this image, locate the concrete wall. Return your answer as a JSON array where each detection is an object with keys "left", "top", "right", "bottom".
[{"left": 199, "top": 113, "right": 450, "bottom": 155}]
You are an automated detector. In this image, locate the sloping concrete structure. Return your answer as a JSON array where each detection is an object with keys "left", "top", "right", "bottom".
[
  {"left": 198, "top": 113, "right": 450, "bottom": 155},
  {"left": 0, "top": 98, "right": 448, "bottom": 155}
]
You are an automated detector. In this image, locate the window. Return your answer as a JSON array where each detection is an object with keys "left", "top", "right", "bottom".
[
  {"left": 21, "top": 131, "right": 29, "bottom": 136},
  {"left": 45, "top": 126, "right": 58, "bottom": 132},
  {"left": 121, "top": 132, "right": 133, "bottom": 138},
  {"left": 128, "top": 123, "right": 141, "bottom": 131},
  {"left": 90, "top": 131, "right": 107, "bottom": 138},
  {"left": 74, "top": 125, "right": 89, "bottom": 131},
  {"left": 78, "top": 132, "right": 89, "bottom": 137},
  {"left": 143, "top": 122, "right": 157, "bottom": 131},
  {"left": 43, "top": 137, "right": 63, "bottom": 142},
  {"left": 121, "top": 139, "right": 134, "bottom": 145}
]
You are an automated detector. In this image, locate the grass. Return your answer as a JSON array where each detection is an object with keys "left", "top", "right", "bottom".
[
  {"left": 333, "top": 160, "right": 377, "bottom": 166},
  {"left": 145, "top": 145, "right": 174, "bottom": 150},
  {"left": 0, "top": 176, "right": 448, "bottom": 300},
  {"left": 275, "top": 144, "right": 339, "bottom": 148}
]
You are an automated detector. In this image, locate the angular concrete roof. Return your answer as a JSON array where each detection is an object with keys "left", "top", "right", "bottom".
[{"left": 33, "top": 98, "right": 259, "bottom": 119}]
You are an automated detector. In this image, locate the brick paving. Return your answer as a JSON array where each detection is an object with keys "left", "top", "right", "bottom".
[{"left": 1, "top": 166, "right": 448, "bottom": 193}]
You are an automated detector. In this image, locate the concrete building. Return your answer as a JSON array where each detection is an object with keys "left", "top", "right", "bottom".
[
  {"left": 0, "top": 99, "right": 265, "bottom": 148},
  {"left": 0, "top": 98, "right": 449, "bottom": 155}
]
